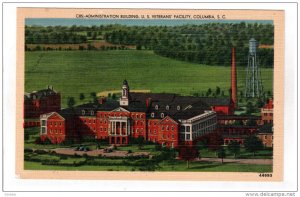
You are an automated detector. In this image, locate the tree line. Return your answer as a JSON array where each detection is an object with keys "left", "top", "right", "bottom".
[
  {"left": 25, "top": 23, "right": 274, "bottom": 67},
  {"left": 104, "top": 23, "right": 274, "bottom": 68}
]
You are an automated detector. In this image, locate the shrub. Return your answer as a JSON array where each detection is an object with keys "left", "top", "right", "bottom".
[
  {"left": 24, "top": 148, "right": 33, "bottom": 153},
  {"left": 34, "top": 149, "right": 48, "bottom": 154}
]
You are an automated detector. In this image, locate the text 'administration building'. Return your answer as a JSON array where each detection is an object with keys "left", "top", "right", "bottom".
[{"left": 40, "top": 80, "right": 234, "bottom": 147}]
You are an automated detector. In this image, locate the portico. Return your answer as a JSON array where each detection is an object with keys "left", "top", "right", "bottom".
[{"left": 108, "top": 116, "right": 130, "bottom": 145}]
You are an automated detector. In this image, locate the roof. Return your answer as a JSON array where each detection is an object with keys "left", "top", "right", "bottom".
[
  {"left": 24, "top": 87, "right": 58, "bottom": 100},
  {"left": 54, "top": 91, "right": 230, "bottom": 121}
]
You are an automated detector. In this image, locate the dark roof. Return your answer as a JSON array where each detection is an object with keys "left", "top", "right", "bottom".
[
  {"left": 198, "top": 97, "right": 231, "bottom": 106},
  {"left": 24, "top": 87, "right": 58, "bottom": 100},
  {"left": 56, "top": 92, "right": 231, "bottom": 120}
]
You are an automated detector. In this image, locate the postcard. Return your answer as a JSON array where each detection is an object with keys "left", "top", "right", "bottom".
[{"left": 15, "top": 8, "right": 284, "bottom": 181}]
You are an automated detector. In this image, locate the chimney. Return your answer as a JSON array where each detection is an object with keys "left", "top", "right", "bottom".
[
  {"left": 146, "top": 98, "right": 152, "bottom": 108},
  {"left": 231, "top": 47, "right": 237, "bottom": 108}
]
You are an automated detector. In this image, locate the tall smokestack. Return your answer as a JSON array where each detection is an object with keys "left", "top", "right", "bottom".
[{"left": 231, "top": 47, "right": 237, "bottom": 108}]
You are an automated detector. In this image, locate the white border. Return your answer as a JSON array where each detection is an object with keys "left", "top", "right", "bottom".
[{"left": 1, "top": 1, "right": 298, "bottom": 195}]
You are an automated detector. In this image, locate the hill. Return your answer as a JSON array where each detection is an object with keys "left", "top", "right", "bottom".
[{"left": 25, "top": 50, "right": 273, "bottom": 108}]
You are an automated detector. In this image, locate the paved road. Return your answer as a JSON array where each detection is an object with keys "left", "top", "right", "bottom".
[{"left": 198, "top": 158, "right": 273, "bottom": 165}]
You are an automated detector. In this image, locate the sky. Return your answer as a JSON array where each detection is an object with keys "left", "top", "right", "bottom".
[{"left": 25, "top": 18, "right": 273, "bottom": 27}]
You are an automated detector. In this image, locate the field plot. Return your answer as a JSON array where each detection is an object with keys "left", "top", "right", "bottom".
[{"left": 25, "top": 50, "right": 273, "bottom": 108}]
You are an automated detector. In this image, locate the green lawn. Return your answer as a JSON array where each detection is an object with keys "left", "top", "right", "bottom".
[
  {"left": 117, "top": 144, "right": 160, "bottom": 155},
  {"left": 25, "top": 50, "right": 273, "bottom": 108},
  {"left": 199, "top": 148, "right": 273, "bottom": 159},
  {"left": 24, "top": 160, "right": 272, "bottom": 172}
]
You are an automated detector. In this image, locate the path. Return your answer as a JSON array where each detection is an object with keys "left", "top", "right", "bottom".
[{"left": 198, "top": 157, "right": 272, "bottom": 165}]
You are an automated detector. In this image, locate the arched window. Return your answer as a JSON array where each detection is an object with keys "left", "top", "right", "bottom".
[
  {"left": 155, "top": 105, "right": 159, "bottom": 110},
  {"left": 82, "top": 110, "right": 85, "bottom": 115},
  {"left": 91, "top": 111, "right": 94, "bottom": 115},
  {"left": 151, "top": 112, "right": 155, "bottom": 118},
  {"left": 166, "top": 105, "right": 170, "bottom": 110},
  {"left": 161, "top": 113, "right": 164, "bottom": 118},
  {"left": 177, "top": 105, "right": 181, "bottom": 110}
]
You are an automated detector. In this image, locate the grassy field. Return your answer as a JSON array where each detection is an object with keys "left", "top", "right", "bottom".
[
  {"left": 25, "top": 50, "right": 273, "bottom": 108},
  {"left": 24, "top": 160, "right": 272, "bottom": 172}
]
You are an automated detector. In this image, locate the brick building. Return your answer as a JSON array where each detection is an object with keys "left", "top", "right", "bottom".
[
  {"left": 261, "top": 98, "right": 273, "bottom": 124},
  {"left": 24, "top": 86, "right": 61, "bottom": 119},
  {"left": 40, "top": 80, "right": 234, "bottom": 147}
]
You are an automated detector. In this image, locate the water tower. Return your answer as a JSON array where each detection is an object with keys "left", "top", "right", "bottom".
[{"left": 245, "top": 38, "right": 263, "bottom": 97}]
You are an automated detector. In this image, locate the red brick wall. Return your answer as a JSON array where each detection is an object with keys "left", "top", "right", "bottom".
[
  {"left": 157, "top": 117, "right": 179, "bottom": 148},
  {"left": 131, "top": 112, "right": 147, "bottom": 139},
  {"left": 147, "top": 119, "right": 159, "bottom": 143},
  {"left": 46, "top": 113, "right": 65, "bottom": 144}
]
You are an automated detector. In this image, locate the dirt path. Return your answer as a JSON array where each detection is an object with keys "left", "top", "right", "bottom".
[
  {"left": 53, "top": 148, "right": 149, "bottom": 158},
  {"left": 199, "top": 158, "right": 272, "bottom": 165}
]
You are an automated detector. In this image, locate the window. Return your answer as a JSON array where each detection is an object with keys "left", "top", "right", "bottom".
[
  {"left": 94, "top": 120, "right": 96, "bottom": 124},
  {"left": 54, "top": 123, "right": 57, "bottom": 127},
  {"left": 177, "top": 105, "right": 181, "bottom": 110},
  {"left": 265, "top": 135, "right": 267, "bottom": 139},
  {"left": 166, "top": 105, "right": 169, "bottom": 110},
  {"left": 162, "top": 126, "right": 164, "bottom": 131},
  {"left": 59, "top": 122, "right": 62, "bottom": 126},
  {"left": 172, "top": 134, "right": 175, "bottom": 139},
  {"left": 41, "top": 127, "right": 46, "bottom": 134},
  {"left": 42, "top": 120, "right": 46, "bottom": 126},
  {"left": 82, "top": 110, "right": 85, "bottom": 115},
  {"left": 50, "top": 122, "right": 52, "bottom": 125},
  {"left": 154, "top": 130, "right": 156, "bottom": 134},
  {"left": 171, "top": 126, "right": 174, "bottom": 131},
  {"left": 166, "top": 126, "right": 169, "bottom": 131},
  {"left": 151, "top": 113, "right": 155, "bottom": 118},
  {"left": 60, "top": 130, "right": 62, "bottom": 134},
  {"left": 155, "top": 105, "right": 159, "bottom": 110},
  {"left": 161, "top": 113, "right": 164, "bottom": 118},
  {"left": 91, "top": 111, "right": 94, "bottom": 115}
]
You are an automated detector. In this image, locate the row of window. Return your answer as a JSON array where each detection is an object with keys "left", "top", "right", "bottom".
[
  {"left": 49, "top": 122, "right": 62, "bottom": 126},
  {"left": 161, "top": 125, "right": 175, "bottom": 131},
  {"left": 154, "top": 105, "right": 181, "bottom": 111},
  {"left": 82, "top": 110, "right": 95, "bottom": 116},
  {"left": 161, "top": 134, "right": 175, "bottom": 140},
  {"left": 83, "top": 119, "right": 96, "bottom": 124},
  {"left": 49, "top": 129, "right": 63, "bottom": 134},
  {"left": 262, "top": 113, "right": 273, "bottom": 116}
]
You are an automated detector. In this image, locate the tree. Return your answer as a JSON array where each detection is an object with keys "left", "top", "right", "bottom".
[
  {"left": 67, "top": 97, "right": 75, "bottom": 108},
  {"left": 79, "top": 93, "right": 85, "bottom": 101},
  {"left": 178, "top": 145, "right": 199, "bottom": 168},
  {"left": 206, "top": 88, "right": 212, "bottom": 97},
  {"left": 256, "top": 98, "right": 265, "bottom": 108},
  {"left": 136, "top": 136, "right": 145, "bottom": 150},
  {"left": 246, "top": 101, "right": 255, "bottom": 114},
  {"left": 227, "top": 141, "right": 240, "bottom": 158},
  {"left": 215, "top": 86, "right": 221, "bottom": 96},
  {"left": 244, "top": 135, "right": 264, "bottom": 156},
  {"left": 90, "top": 92, "right": 97, "bottom": 98},
  {"left": 217, "top": 147, "right": 226, "bottom": 164},
  {"left": 208, "top": 133, "right": 223, "bottom": 152}
]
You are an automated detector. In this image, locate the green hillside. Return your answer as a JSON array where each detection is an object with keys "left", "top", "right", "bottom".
[{"left": 25, "top": 50, "right": 273, "bottom": 108}]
